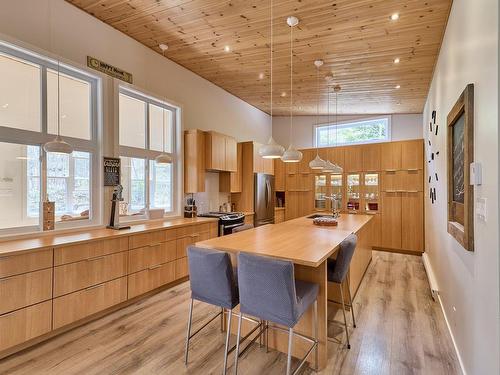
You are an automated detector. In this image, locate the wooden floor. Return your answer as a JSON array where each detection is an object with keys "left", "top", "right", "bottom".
[{"left": 0, "top": 251, "right": 461, "bottom": 375}]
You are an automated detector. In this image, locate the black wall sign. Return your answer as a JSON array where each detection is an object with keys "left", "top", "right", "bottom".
[{"left": 104, "top": 157, "right": 121, "bottom": 186}]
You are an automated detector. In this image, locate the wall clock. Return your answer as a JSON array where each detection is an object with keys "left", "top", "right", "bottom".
[{"left": 427, "top": 110, "right": 440, "bottom": 204}]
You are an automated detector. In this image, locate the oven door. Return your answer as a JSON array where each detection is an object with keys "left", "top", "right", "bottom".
[{"left": 222, "top": 222, "right": 244, "bottom": 236}]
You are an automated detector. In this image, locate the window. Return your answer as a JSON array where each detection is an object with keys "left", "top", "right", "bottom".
[
  {"left": 119, "top": 89, "right": 177, "bottom": 220},
  {"left": 314, "top": 117, "right": 390, "bottom": 147},
  {"left": 0, "top": 42, "right": 99, "bottom": 234}
]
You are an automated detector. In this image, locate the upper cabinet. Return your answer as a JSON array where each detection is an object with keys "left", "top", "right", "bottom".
[
  {"left": 401, "top": 140, "right": 424, "bottom": 170},
  {"left": 327, "top": 147, "right": 344, "bottom": 169},
  {"left": 344, "top": 146, "right": 363, "bottom": 172},
  {"left": 184, "top": 130, "right": 205, "bottom": 193},
  {"left": 274, "top": 158, "right": 286, "bottom": 192},
  {"left": 205, "top": 131, "right": 237, "bottom": 172},
  {"left": 220, "top": 142, "right": 242, "bottom": 193},
  {"left": 380, "top": 142, "right": 402, "bottom": 171},
  {"left": 362, "top": 143, "right": 381, "bottom": 171},
  {"left": 253, "top": 143, "right": 274, "bottom": 174}
]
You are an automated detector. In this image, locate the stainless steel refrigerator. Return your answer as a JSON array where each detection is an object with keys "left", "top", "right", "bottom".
[{"left": 254, "top": 173, "right": 275, "bottom": 227}]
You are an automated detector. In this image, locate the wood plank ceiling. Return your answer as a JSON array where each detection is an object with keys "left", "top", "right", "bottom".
[{"left": 66, "top": 0, "right": 452, "bottom": 115}]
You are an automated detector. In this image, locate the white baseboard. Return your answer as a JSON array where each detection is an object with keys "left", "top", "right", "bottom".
[
  {"left": 422, "top": 252, "right": 439, "bottom": 300},
  {"left": 437, "top": 294, "right": 467, "bottom": 375}
]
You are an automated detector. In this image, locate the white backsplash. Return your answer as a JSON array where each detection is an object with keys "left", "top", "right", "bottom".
[{"left": 186, "top": 172, "right": 230, "bottom": 214}]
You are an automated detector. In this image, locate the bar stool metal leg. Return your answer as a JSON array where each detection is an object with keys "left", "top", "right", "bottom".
[
  {"left": 233, "top": 312, "right": 243, "bottom": 375},
  {"left": 184, "top": 298, "right": 194, "bottom": 365},
  {"left": 346, "top": 277, "right": 356, "bottom": 328},
  {"left": 221, "top": 307, "right": 225, "bottom": 332},
  {"left": 223, "top": 309, "right": 233, "bottom": 375},
  {"left": 339, "top": 282, "right": 351, "bottom": 349},
  {"left": 266, "top": 321, "right": 269, "bottom": 353},
  {"left": 313, "top": 299, "right": 318, "bottom": 370},
  {"left": 286, "top": 327, "right": 294, "bottom": 375}
]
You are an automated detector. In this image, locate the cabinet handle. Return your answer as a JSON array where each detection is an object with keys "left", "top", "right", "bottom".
[
  {"left": 87, "top": 255, "right": 105, "bottom": 262},
  {"left": 407, "top": 168, "right": 419, "bottom": 172},
  {"left": 385, "top": 169, "right": 397, "bottom": 173},
  {"left": 85, "top": 283, "right": 104, "bottom": 291},
  {"left": 149, "top": 243, "right": 161, "bottom": 247},
  {"left": 148, "top": 264, "right": 162, "bottom": 270},
  {"left": 407, "top": 190, "right": 419, "bottom": 193}
]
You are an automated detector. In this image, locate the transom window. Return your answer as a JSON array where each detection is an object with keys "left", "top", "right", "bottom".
[
  {"left": 315, "top": 117, "right": 391, "bottom": 147},
  {"left": 0, "top": 42, "right": 99, "bottom": 234},
  {"left": 119, "top": 88, "right": 177, "bottom": 220}
]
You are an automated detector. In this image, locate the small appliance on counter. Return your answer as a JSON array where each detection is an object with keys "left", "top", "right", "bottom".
[
  {"left": 184, "top": 194, "right": 197, "bottom": 218},
  {"left": 197, "top": 212, "right": 245, "bottom": 236}
]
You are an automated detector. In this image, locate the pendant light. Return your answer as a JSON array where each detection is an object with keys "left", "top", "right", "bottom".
[
  {"left": 281, "top": 16, "right": 302, "bottom": 163},
  {"left": 321, "top": 84, "right": 336, "bottom": 173},
  {"left": 43, "top": 60, "right": 73, "bottom": 154},
  {"left": 155, "top": 107, "right": 172, "bottom": 164},
  {"left": 309, "top": 59, "right": 327, "bottom": 170},
  {"left": 259, "top": 0, "right": 285, "bottom": 159}
]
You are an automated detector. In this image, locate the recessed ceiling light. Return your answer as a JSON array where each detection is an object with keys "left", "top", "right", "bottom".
[
  {"left": 159, "top": 44, "right": 168, "bottom": 52},
  {"left": 259, "top": 72, "right": 264, "bottom": 79},
  {"left": 1, "top": 103, "right": 8, "bottom": 109},
  {"left": 390, "top": 13, "right": 399, "bottom": 21},
  {"left": 224, "top": 45, "right": 231, "bottom": 52},
  {"left": 281, "top": 92, "right": 287, "bottom": 97},
  {"left": 394, "top": 57, "right": 400, "bottom": 64},
  {"left": 395, "top": 84, "right": 401, "bottom": 89}
]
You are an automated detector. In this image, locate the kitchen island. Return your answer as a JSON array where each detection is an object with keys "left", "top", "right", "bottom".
[{"left": 195, "top": 213, "right": 374, "bottom": 370}]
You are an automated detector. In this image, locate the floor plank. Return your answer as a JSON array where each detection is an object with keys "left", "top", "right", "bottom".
[{"left": 0, "top": 251, "right": 461, "bottom": 375}]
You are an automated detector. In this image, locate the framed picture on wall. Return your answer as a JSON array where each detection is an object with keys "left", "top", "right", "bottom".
[{"left": 447, "top": 84, "right": 474, "bottom": 251}]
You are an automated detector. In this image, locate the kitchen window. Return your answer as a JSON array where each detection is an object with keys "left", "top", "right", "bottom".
[
  {"left": 0, "top": 42, "right": 100, "bottom": 234},
  {"left": 314, "top": 116, "right": 391, "bottom": 147},
  {"left": 118, "top": 88, "right": 177, "bottom": 220}
]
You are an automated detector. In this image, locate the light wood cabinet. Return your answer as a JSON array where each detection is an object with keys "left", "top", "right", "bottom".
[
  {"left": 381, "top": 192, "right": 402, "bottom": 249},
  {"left": 381, "top": 142, "right": 402, "bottom": 170},
  {"left": 274, "top": 159, "right": 286, "bottom": 191},
  {"left": 362, "top": 144, "right": 381, "bottom": 171},
  {"left": 327, "top": 147, "right": 344, "bottom": 169},
  {"left": 184, "top": 129, "right": 206, "bottom": 193},
  {"left": 175, "top": 257, "right": 189, "bottom": 279},
  {"left": 129, "top": 230, "right": 167, "bottom": 249},
  {"left": 53, "top": 251, "right": 128, "bottom": 297},
  {"left": 401, "top": 192, "right": 424, "bottom": 251},
  {"left": 344, "top": 146, "right": 363, "bottom": 172},
  {"left": 0, "top": 269, "right": 52, "bottom": 315},
  {"left": 298, "top": 149, "right": 314, "bottom": 174},
  {"left": 0, "top": 301, "right": 52, "bottom": 352},
  {"left": 53, "top": 277, "right": 127, "bottom": 329},
  {"left": 128, "top": 240, "right": 177, "bottom": 274},
  {"left": 0, "top": 249, "right": 52, "bottom": 279},
  {"left": 205, "top": 131, "right": 237, "bottom": 172},
  {"left": 401, "top": 140, "right": 424, "bottom": 170},
  {"left": 275, "top": 209, "right": 285, "bottom": 223},
  {"left": 128, "top": 262, "right": 176, "bottom": 299},
  {"left": 252, "top": 142, "right": 274, "bottom": 174},
  {"left": 220, "top": 142, "right": 243, "bottom": 192},
  {"left": 54, "top": 238, "right": 128, "bottom": 266}
]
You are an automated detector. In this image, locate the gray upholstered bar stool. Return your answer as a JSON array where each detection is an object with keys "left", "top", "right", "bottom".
[
  {"left": 234, "top": 252, "right": 319, "bottom": 375},
  {"left": 185, "top": 246, "right": 239, "bottom": 374},
  {"left": 327, "top": 233, "right": 358, "bottom": 349}
]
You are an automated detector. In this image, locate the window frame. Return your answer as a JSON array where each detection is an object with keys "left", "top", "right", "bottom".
[
  {"left": 313, "top": 115, "right": 392, "bottom": 148},
  {"left": 0, "top": 41, "right": 101, "bottom": 236},
  {"left": 117, "top": 86, "right": 179, "bottom": 222}
]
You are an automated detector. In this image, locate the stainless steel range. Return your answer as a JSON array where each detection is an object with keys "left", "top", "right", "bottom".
[{"left": 197, "top": 212, "right": 245, "bottom": 236}]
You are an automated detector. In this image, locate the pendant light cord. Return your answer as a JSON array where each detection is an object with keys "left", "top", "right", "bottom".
[
  {"left": 315, "top": 63, "right": 320, "bottom": 157},
  {"left": 289, "top": 20, "right": 293, "bottom": 145},
  {"left": 270, "top": 0, "right": 273, "bottom": 120},
  {"left": 57, "top": 60, "right": 61, "bottom": 137}
]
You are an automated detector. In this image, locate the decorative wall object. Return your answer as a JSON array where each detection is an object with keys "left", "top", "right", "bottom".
[
  {"left": 447, "top": 84, "right": 474, "bottom": 251},
  {"left": 87, "top": 56, "right": 133, "bottom": 83},
  {"left": 103, "top": 157, "right": 121, "bottom": 186},
  {"left": 427, "top": 109, "right": 440, "bottom": 204}
]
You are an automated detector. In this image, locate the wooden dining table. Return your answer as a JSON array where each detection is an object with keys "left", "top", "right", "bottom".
[{"left": 195, "top": 213, "right": 374, "bottom": 370}]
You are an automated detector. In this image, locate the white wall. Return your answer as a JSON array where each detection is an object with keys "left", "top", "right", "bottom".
[
  {"left": 0, "top": 0, "right": 270, "bottom": 144},
  {"left": 422, "top": 0, "right": 499, "bottom": 374},
  {"left": 272, "top": 113, "right": 422, "bottom": 149}
]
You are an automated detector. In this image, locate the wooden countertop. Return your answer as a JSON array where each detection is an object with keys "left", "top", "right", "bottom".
[
  {"left": 0, "top": 217, "right": 218, "bottom": 257},
  {"left": 195, "top": 214, "right": 372, "bottom": 267}
]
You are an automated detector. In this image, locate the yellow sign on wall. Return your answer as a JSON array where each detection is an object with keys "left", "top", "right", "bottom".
[{"left": 87, "top": 56, "right": 133, "bottom": 84}]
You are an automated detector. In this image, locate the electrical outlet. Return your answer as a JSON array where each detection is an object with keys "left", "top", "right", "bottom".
[{"left": 476, "top": 197, "right": 487, "bottom": 222}]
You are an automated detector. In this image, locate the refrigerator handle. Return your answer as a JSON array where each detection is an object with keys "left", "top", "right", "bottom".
[{"left": 266, "top": 180, "right": 271, "bottom": 207}]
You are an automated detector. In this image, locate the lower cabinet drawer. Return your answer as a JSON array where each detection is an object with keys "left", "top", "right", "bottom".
[
  {"left": 54, "top": 251, "right": 128, "bottom": 297},
  {"left": 0, "top": 301, "right": 52, "bottom": 352},
  {"left": 53, "top": 277, "right": 127, "bottom": 329},
  {"left": 175, "top": 257, "right": 189, "bottom": 279},
  {"left": 0, "top": 249, "right": 53, "bottom": 279},
  {"left": 128, "top": 240, "right": 177, "bottom": 274},
  {"left": 128, "top": 261, "right": 176, "bottom": 299},
  {"left": 0, "top": 268, "right": 52, "bottom": 315}
]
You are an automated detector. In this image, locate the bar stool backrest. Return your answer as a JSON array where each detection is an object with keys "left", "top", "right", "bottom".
[
  {"left": 237, "top": 252, "right": 299, "bottom": 327},
  {"left": 330, "top": 234, "right": 358, "bottom": 283},
  {"left": 187, "top": 246, "right": 238, "bottom": 309}
]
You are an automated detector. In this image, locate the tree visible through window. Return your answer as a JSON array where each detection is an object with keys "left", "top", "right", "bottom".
[{"left": 315, "top": 117, "right": 390, "bottom": 147}]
